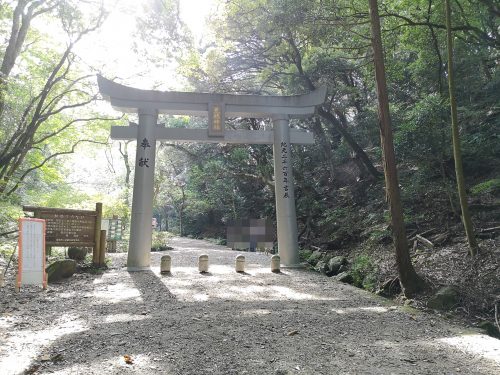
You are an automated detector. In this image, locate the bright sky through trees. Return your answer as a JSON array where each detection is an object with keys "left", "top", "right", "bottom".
[
  {"left": 64, "top": 0, "right": 216, "bottom": 195},
  {"left": 70, "top": 0, "right": 216, "bottom": 89}
]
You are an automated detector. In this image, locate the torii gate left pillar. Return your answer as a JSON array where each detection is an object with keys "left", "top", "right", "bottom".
[
  {"left": 98, "top": 75, "right": 326, "bottom": 270},
  {"left": 128, "top": 108, "right": 158, "bottom": 270}
]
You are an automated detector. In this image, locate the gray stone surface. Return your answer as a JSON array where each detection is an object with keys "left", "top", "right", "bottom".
[
  {"left": 46, "top": 259, "right": 76, "bottom": 282},
  {"left": 335, "top": 271, "right": 354, "bottom": 284},
  {"left": 327, "top": 256, "right": 347, "bottom": 275},
  {"left": 427, "top": 286, "right": 460, "bottom": 310},
  {"left": 314, "top": 260, "right": 329, "bottom": 274}
]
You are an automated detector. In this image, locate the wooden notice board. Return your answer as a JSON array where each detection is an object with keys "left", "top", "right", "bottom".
[
  {"left": 17, "top": 218, "right": 47, "bottom": 291},
  {"left": 23, "top": 205, "right": 100, "bottom": 247}
]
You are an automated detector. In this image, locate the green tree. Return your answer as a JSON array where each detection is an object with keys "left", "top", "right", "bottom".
[
  {"left": 0, "top": 1, "right": 110, "bottom": 198},
  {"left": 444, "top": 0, "right": 478, "bottom": 256},
  {"left": 368, "top": 0, "right": 425, "bottom": 297}
]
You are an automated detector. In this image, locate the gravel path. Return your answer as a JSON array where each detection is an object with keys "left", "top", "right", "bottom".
[{"left": 1, "top": 237, "right": 499, "bottom": 374}]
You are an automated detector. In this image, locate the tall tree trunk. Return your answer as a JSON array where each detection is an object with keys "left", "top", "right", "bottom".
[
  {"left": 444, "top": 0, "right": 478, "bottom": 256},
  {"left": 368, "top": 0, "right": 425, "bottom": 297},
  {"left": 118, "top": 140, "right": 132, "bottom": 229}
]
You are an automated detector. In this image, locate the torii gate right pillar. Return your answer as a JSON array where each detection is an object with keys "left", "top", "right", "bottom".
[{"left": 273, "top": 115, "right": 300, "bottom": 266}]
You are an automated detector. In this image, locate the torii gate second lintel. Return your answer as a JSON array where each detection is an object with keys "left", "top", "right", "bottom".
[{"left": 97, "top": 75, "right": 326, "bottom": 270}]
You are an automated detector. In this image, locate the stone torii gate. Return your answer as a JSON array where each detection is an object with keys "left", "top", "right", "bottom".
[{"left": 98, "top": 75, "right": 326, "bottom": 270}]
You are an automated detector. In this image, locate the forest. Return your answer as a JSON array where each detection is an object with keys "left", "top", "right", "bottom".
[{"left": 0, "top": 0, "right": 499, "bottom": 334}]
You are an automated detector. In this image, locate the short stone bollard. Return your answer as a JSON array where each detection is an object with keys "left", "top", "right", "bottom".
[
  {"left": 235, "top": 255, "right": 245, "bottom": 273},
  {"left": 271, "top": 255, "right": 281, "bottom": 273},
  {"left": 198, "top": 254, "right": 209, "bottom": 273},
  {"left": 160, "top": 255, "right": 171, "bottom": 274}
]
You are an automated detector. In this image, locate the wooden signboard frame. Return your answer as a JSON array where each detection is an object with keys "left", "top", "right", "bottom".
[
  {"left": 17, "top": 218, "right": 47, "bottom": 291},
  {"left": 22, "top": 203, "right": 104, "bottom": 266}
]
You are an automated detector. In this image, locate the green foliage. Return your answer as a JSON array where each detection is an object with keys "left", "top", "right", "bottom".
[
  {"left": 368, "top": 228, "right": 392, "bottom": 244},
  {"left": 102, "top": 199, "right": 130, "bottom": 222},
  {"left": 47, "top": 247, "right": 68, "bottom": 262},
  {"left": 471, "top": 179, "right": 500, "bottom": 196},
  {"left": 25, "top": 183, "right": 90, "bottom": 209},
  {"left": 0, "top": 200, "right": 22, "bottom": 232},
  {"left": 318, "top": 208, "right": 348, "bottom": 227},
  {"left": 299, "top": 250, "right": 313, "bottom": 262},
  {"left": 394, "top": 95, "right": 450, "bottom": 167},
  {"left": 350, "top": 255, "right": 378, "bottom": 291},
  {"left": 151, "top": 231, "right": 174, "bottom": 251}
]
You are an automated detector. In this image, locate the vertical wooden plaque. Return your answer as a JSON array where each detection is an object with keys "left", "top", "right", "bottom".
[{"left": 17, "top": 218, "right": 47, "bottom": 291}]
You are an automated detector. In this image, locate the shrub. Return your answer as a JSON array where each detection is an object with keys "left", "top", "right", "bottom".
[
  {"left": 151, "top": 231, "right": 174, "bottom": 251},
  {"left": 471, "top": 179, "right": 500, "bottom": 196},
  {"left": 299, "top": 249, "right": 313, "bottom": 262},
  {"left": 350, "top": 255, "right": 378, "bottom": 291}
]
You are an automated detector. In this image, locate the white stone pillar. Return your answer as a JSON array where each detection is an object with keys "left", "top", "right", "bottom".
[
  {"left": 272, "top": 115, "right": 300, "bottom": 266},
  {"left": 128, "top": 108, "right": 158, "bottom": 271}
]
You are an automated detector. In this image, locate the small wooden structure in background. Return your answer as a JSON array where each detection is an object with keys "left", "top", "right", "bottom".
[
  {"left": 102, "top": 215, "right": 123, "bottom": 252},
  {"left": 23, "top": 203, "right": 105, "bottom": 266}
]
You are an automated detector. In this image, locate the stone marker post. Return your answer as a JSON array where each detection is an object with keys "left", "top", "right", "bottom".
[
  {"left": 199, "top": 254, "right": 209, "bottom": 273},
  {"left": 161, "top": 255, "right": 172, "bottom": 273},
  {"left": 271, "top": 255, "right": 281, "bottom": 273},
  {"left": 235, "top": 254, "right": 245, "bottom": 273},
  {"left": 127, "top": 109, "right": 158, "bottom": 271}
]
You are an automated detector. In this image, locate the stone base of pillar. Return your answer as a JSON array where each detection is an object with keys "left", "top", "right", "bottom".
[
  {"left": 127, "top": 266, "right": 151, "bottom": 272},
  {"left": 280, "top": 263, "right": 307, "bottom": 269}
]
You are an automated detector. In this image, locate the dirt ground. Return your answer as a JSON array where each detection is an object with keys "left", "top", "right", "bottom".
[{"left": 1, "top": 237, "right": 499, "bottom": 375}]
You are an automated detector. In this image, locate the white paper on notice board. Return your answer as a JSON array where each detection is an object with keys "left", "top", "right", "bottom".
[{"left": 18, "top": 218, "right": 46, "bottom": 288}]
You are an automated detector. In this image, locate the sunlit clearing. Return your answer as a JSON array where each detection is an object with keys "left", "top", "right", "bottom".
[
  {"left": 104, "top": 313, "right": 148, "bottom": 324},
  {"left": 153, "top": 267, "right": 337, "bottom": 302},
  {"left": 48, "top": 352, "right": 166, "bottom": 374},
  {"left": 437, "top": 334, "right": 500, "bottom": 364},
  {"left": 242, "top": 309, "right": 272, "bottom": 316},
  {"left": 267, "top": 285, "right": 330, "bottom": 301},
  {"left": 93, "top": 282, "right": 142, "bottom": 304},
  {"left": 0, "top": 315, "right": 88, "bottom": 374},
  {"left": 58, "top": 291, "right": 77, "bottom": 299},
  {"left": 192, "top": 293, "right": 210, "bottom": 301},
  {"left": 332, "top": 306, "right": 389, "bottom": 314}
]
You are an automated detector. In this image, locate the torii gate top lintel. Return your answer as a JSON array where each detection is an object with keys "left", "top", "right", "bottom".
[{"left": 97, "top": 75, "right": 326, "bottom": 118}]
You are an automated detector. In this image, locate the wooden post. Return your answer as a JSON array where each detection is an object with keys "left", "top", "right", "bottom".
[
  {"left": 33, "top": 209, "right": 51, "bottom": 256},
  {"left": 99, "top": 230, "right": 106, "bottom": 266},
  {"left": 93, "top": 203, "right": 103, "bottom": 265}
]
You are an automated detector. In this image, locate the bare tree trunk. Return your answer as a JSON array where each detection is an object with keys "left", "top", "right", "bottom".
[
  {"left": 445, "top": 0, "right": 478, "bottom": 256},
  {"left": 179, "top": 185, "right": 186, "bottom": 237},
  {"left": 118, "top": 140, "right": 132, "bottom": 230},
  {"left": 118, "top": 140, "right": 132, "bottom": 208},
  {"left": 368, "top": 0, "right": 425, "bottom": 297}
]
